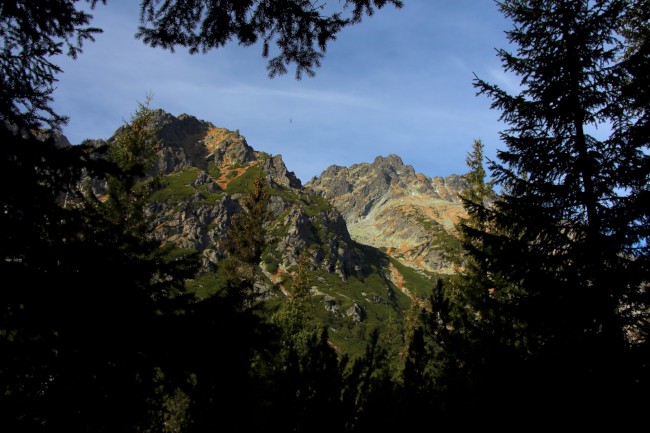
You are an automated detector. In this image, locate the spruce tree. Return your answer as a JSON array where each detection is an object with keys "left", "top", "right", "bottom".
[
  {"left": 466, "top": 0, "right": 648, "bottom": 418},
  {"left": 439, "top": 138, "right": 528, "bottom": 423},
  {"left": 222, "top": 175, "right": 270, "bottom": 306},
  {"left": 0, "top": 100, "right": 200, "bottom": 432},
  {"left": 0, "top": 0, "right": 105, "bottom": 129},
  {"left": 180, "top": 175, "right": 275, "bottom": 432},
  {"left": 264, "top": 250, "right": 347, "bottom": 433},
  {"left": 342, "top": 330, "right": 397, "bottom": 433}
]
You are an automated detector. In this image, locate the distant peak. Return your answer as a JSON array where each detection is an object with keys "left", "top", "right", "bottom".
[{"left": 373, "top": 154, "right": 404, "bottom": 167}]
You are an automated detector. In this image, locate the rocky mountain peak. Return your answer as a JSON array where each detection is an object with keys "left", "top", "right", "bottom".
[
  {"left": 203, "top": 127, "right": 256, "bottom": 166},
  {"left": 373, "top": 153, "right": 401, "bottom": 166},
  {"left": 260, "top": 154, "right": 302, "bottom": 189},
  {"left": 149, "top": 110, "right": 215, "bottom": 173},
  {"left": 371, "top": 154, "right": 407, "bottom": 172},
  {"left": 139, "top": 110, "right": 300, "bottom": 190},
  {"left": 121, "top": 110, "right": 358, "bottom": 286},
  {"left": 306, "top": 157, "right": 468, "bottom": 274},
  {"left": 306, "top": 155, "right": 454, "bottom": 222}
]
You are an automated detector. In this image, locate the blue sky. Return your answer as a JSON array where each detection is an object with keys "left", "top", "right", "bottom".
[{"left": 51, "top": 0, "right": 516, "bottom": 183}]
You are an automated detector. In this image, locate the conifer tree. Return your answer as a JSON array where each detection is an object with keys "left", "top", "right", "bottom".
[
  {"left": 342, "top": 330, "right": 397, "bottom": 433},
  {"left": 263, "top": 250, "right": 348, "bottom": 432},
  {"left": 0, "top": 100, "right": 200, "bottom": 432},
  {"left": 417, "top": 139, "right": 516, "bottom": 423},
  {"left": 222, "top": 175, "right": 270, "bottom": 306},
  {"left": 179, "top": 175, "right": 272, "bottom": 432},
  {"left": 0, "top": 0, "right": 106, "bottom": 129},
  {"left": 447, "top": 140, "right": 522, "bottom": 354},
  {"left": 271, "top": 249, "right": 316, "bottom": 356},
  {"left": 466, "top": 0, "right": 648, "bottom": 418},
  {"left": 0, "top": 124, "right": 93, "bottom": 431},
  {"left": 397, "top": 324, "right": 442, "bottom": 429},
  {"left": 606, "top": 1, "right": 649, "bottom": 359}
]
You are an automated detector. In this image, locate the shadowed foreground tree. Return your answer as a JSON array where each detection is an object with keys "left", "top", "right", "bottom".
[
  {"left": 0, "top": 0, "right": 106, "bottom": 130},
  {"left": 0, "top": 101, "right": 200, "bottom": 431},
  {"left": 449, "top": 0, "right": 649, "bottom": 422},
  {"left": 262, "top": 250, "right": 348, "bottom": 433},
  {"left": 173, "top": 175, "right": 268, "bottom": 432}
]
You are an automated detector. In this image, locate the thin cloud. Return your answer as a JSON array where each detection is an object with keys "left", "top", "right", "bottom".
[
  {"left": 217, "top": 84, "right": 377, "bottom": 109},
  {"left": 486, "top": 67, "right": 521, "bottom": 93}
]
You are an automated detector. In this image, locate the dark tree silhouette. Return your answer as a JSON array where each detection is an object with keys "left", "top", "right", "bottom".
[
  {"left": 0, "top": 0, "right": 106, "bottom": 129},
  {"left": 137, "top": 0, "right": 404, "bottom": 79},
  {"left": 462, "top": 0, "right": 648, "bottom": 421},
  {"left": 0, "top": 101, "right": 200, "bottom": 431}
]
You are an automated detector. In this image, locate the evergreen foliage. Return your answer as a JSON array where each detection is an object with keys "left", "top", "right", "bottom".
[
  {"left": 265, "top": 252, "right": 347, "bottom": 432},
  {"left": 455, "top": 0, "right": 649, "bottom": 420},
  {"left": 137, "top": 0, "right": 404, "bottom": 79},
  {"left": 222, "top": 174, "right": 270, "bottom": 304},
  {"left": 0, "top": 100, "right": 200, "bottom": 431},
  {"left": 0, "top": 0, "right": 105, "bottom": 129}
]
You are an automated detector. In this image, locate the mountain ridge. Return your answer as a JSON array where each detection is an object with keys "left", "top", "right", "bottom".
[
  {"left": 74, "top": 109, "right": 466, "bottom": 357},
  {"left": 306, "top": 153, "right": 467, "bottom": 274}
]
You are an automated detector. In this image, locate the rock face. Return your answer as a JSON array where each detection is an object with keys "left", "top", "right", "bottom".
[
  {"left": 138, "top": 111, "right": 359, "bottom": 282},
  {"left": 306, "top": 154, "right": 467, "bottom": 273},
  {"left": 155, "top": 111, "right": 216, "bottom": 173}
]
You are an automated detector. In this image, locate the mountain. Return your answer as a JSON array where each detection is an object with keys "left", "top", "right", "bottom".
[
  {"left": 140, "top": 110, "right": 357, "bottom": 279},
  {"left": 306, "top": 154, "right": 467, "bottom": 274},
  {"left": 80, "top": 110, "right": 466, "bottom": 358}
]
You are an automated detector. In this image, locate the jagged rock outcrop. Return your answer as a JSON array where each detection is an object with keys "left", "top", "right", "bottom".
[
  {"left": 151, "top": 110, "right": 215, "bottom": 173},
  {"left": 260, "top": 154, "right": 302, "bottom": 189},
  {"left": 306, "top": 154, "right": 468, "bottom": 274},
  {"left": 129, "top": 111, "right": 360, "bottom": 284}
]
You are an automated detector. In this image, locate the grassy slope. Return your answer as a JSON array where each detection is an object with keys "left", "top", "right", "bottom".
[{"left": 151, "top": 163, "right": 442, "bottom": 360}]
